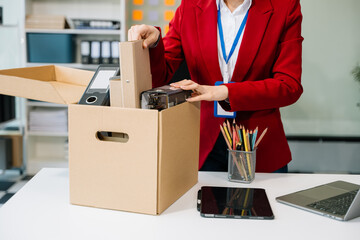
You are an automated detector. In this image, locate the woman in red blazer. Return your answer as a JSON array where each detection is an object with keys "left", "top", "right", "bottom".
[{"left": 129, "top": 0, "right": 303, "bottom": 173}]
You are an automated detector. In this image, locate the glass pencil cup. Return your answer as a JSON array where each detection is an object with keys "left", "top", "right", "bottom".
[{"left": 227, "top": 149, "right": 256, "bottom": 183}]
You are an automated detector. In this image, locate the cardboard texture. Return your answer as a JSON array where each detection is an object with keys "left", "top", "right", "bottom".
[
  {"left": 26, "top": 15, "right": 70, "bottom": 29},
  {"left": 116, "top": 40, "right": 152, "bottom": 108},
  {"left": 0, "top": 65, "right": 93, "bottom": 104},
  {"left": 0, "top": 40, "right": 200, "bottom": 215},
  {"left": 68, "top": 102, "right": 200, "bottom": 214},
  {"left": 109, "top": 79, "right": 122, "bottom": 107}
]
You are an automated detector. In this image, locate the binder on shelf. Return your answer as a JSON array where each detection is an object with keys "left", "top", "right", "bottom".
[
  {"left": 0, "top": 137, "right": 12, "bottom": 170},
  {"left": 101, "top": 41, "right": 111, "bottom": 64},
  {"left": 71, "top": 19, "right": 120, "bottom": 30},
  {"left": 80, "top": 41, "right": 91, "bottom": 64},
  {"left": 90, "top": 41, "right": 101, "bottom": 64},
  {"left": 0, "top": 7, "right": 3, "bottom": 25},
  {"left": 111, "top": 41, "right": 120, "bottom": 64},
  {"left": 0, "top": 94, "right": 16, "bottom": 123}
]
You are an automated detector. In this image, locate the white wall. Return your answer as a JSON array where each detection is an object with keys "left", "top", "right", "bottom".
[
  {"left": 281, "top": 0, "right": 360, "bottom": 137},
  {"left": 288, "top": 140, "right": 360, "bottom": 174},
  {"left": 0, "top": 0, "right": 25, "bottom": 69}
]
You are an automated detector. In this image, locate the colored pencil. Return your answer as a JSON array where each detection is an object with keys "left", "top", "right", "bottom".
[
  {"left": 220, "top": 125, "right": 244, "bottom": 177},
  {"left": 226, "top": 120, "right": 232, "bottom": 139},
  {"left": 254, "top": 127, "right": 268, "bottom": 149},
  {"left": 252, "top": 127, "right": 258, "bottom": 150},
  {"left": 223, "top": 122, "right": 232, "bottom": 146}
]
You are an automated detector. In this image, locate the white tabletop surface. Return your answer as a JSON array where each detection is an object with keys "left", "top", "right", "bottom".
[{"left": 0, "top": 168, "right": 359, "bottom": 240}]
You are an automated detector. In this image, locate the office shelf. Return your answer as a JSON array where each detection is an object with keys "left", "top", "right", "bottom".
[
  {"left": 21, "top": 0, "right": 125, "bottom": 174},
  {"left": 0, "top": 24, "right": 19, "bottom": 28},
  {"left": 25, "top": 28, "right": 121, "bottom": 35},
  {"left": 27, "top": 132, "right": 68, "bottom": 137},
  {"left": 26, "top": 62, "right": 98, "bottom": 71},
  {"left": 26, "top": 101, "right": 67, "bottom": 108},
  {"left": 0, "top": 129, "right": 22, "bottom": 136}
]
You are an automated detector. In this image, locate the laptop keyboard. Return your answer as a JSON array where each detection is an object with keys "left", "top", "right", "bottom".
[{"left": 307, "top": 190, "right": 358, "bottom": 216}]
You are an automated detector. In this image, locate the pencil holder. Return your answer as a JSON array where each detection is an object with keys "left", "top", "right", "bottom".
[{"left": 227, "top": 149, "right": 256, "bottom": 183}]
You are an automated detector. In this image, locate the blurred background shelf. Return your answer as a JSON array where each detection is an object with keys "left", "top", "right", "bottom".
[
  {"left": 25, "top": 62, "right": 99, "bottom": 70},
  {"left": 25, "top": 28, "right": 121, "bottom": 35}
]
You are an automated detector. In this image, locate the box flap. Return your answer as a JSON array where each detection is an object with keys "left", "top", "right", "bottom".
[
  {"left": 157, "top": 102, "right": 200, "bottom": 214},
  {"left": 0, "top": 65, "right": 93, "bottom": 104}
]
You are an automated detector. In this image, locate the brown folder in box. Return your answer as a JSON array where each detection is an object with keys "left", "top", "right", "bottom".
[{"left": 110, "top": 40, "right": 152, "bottom": 108}]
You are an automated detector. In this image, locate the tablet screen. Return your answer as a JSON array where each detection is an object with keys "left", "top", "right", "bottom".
[{"left": 199, "top": 186, "right": 274, "bottom": 219}]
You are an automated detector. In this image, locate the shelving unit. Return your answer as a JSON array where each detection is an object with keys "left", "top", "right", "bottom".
[
  {"left": 25, "top": 28, "right": 121, "bottom": 35},
  {"left": 24, "top": 0, "right": 125, "bottom": 68},
  {"left": 24, "top": 101, "right": 68, "bottom": 174},
  {"left": 22, "top": 0, "right": 125, "bottom": 174},
  {"left": 0, "top": 0, "right": 26, "bottom": 173}
]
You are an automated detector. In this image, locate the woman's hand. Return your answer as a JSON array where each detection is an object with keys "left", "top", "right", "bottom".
[
  {"left": 128, "top": 24, "right": 160, "bottom": 48},
  {"left": 170, "top": 80, "right": 229, "bottom": 102}
]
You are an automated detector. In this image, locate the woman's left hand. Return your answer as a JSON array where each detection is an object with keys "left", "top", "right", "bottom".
[{"left": 170, "top": 80, "right": 229, "bottom": 102}]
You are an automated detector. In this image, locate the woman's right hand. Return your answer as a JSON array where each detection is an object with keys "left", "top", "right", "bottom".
[{"left": 128, "top": 24, "right": 160, "bottom": 48}]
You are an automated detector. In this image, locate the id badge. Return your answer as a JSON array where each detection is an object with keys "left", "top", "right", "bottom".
[{"left": 214, "top": 81, "right": 236, "bottom": 118}]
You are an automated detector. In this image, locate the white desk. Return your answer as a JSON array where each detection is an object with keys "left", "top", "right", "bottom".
[{"left": 0, "top": 168, "right": 359, "bottom": 240}]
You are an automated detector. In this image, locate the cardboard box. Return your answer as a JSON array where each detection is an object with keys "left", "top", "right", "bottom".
[
  {"left": 25, "top": 15, "right": 70, "bottom": 29},
  {"left": 0, "top": 41, "right": 200, "bottom": 215},
  {"left": 68, "top": 102, "right": 199, "bottom": 214},
  {"left": 0, "top": 65, "right": 93, "bottom": 104}
]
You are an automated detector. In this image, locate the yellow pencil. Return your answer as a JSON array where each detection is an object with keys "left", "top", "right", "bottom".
[
  {"left": 220, "top": 125, "right": 245, "bottom": 177},
  {"left": 245, "top": 131, "right": 252, "bottom": 177},
  {"left": 242, "top": 126, "right": 247, "bottom": 151},
  {"left": 223, "top": 123, "right": 232, "bottom": 147},
  {"left": 226, "top": 120, "right": 232, "bottom": 139},
  {"left": 220, "top": 125, "right": 231, "bottom": 149}
]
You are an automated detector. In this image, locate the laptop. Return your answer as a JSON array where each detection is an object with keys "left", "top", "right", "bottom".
[{"left": 276, "top": 180, "right": 360, "bottom": 221}]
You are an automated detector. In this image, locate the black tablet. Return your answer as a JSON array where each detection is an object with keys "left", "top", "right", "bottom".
[{"left": 197, "top": 186, "right": 274, "bottom": 219}]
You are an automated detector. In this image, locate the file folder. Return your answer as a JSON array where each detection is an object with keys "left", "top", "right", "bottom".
[
  {"left": 101, "top": 41, "right": 111, "bottom": 64},
  {"left": 119, "top": 40, "right": 152, "bottom": 108},
  {"left": 111, "top": 41, "right": 119, "bottom": 64},
  {"left": 90, "top": 41, "right": 101, "bottom": 64},
  {"left": 80, "top": 41, "right": 91, "bottom": 64}
]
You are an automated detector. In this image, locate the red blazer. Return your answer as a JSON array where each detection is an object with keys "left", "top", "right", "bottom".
[{"left": 149, "top": 0, "right": 303, "bottom": 172}]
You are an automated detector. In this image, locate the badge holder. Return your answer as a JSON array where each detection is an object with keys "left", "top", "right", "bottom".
[{"left": 214, "top": 81, "right": 236, "bottom": 119}]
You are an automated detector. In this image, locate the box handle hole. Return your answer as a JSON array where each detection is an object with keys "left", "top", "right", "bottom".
[{"left": 96, "top": 131, "right": 129, "bottom": 143}]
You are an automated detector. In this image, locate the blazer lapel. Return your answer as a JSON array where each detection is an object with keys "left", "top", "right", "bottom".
[
  {"left": 232, "top": 0, "right": 273, "bottom": 82},
  {"left": 195, "top": 0, "right": 223, "bottom": 84}
]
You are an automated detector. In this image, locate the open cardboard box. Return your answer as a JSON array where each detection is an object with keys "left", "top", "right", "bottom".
[{"left": 0, "top": 41, "right": 200, "bottom": 215}]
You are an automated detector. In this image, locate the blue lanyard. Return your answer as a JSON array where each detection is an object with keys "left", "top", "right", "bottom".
[{"left": 217, "top": 3, "right": 249, "bottom": 64}]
